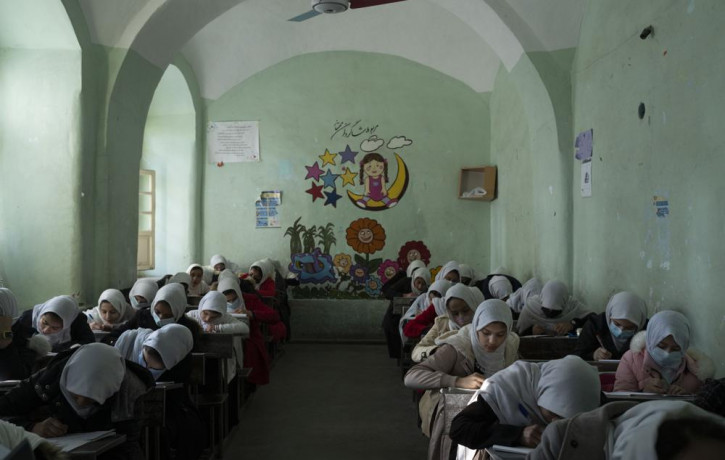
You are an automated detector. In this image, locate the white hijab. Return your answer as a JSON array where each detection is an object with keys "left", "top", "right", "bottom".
[
  {"left": 218, "top": 269, "right": 239, "bottom": 283},
  {"left": 142, "top": 324, "right": 193, "bottom": 371},
  {"left": 59, "top": 343, "right": 125, "bottom": 418},
  {"left": 488, "top": 276, "right": 513, "bottom": 300},
  {"left": 210, "top": 254, "right": 227, "bottom": 269},
  {"left": 410, "top": 267, "right": 432, "bottom": 295},
  {"left": 198, "top": 291, "right": 233, "bottom": 327},
  {"left": 89, "top": 288, "right": 133, "bottom": 325},
  {"left": 645, "top": 310, "right": 690, "bottom": 383},
  {"left": 516, "top": 280, "right": 589, "bottom": 334},
  {"left": 406, "top": 260, "right": 427, "bottom": 278},
  {"left": 114, "top": 328, "right": 154, "bottom": 361},
  {"left": 0, "top": 288, "right": 18, "bottom": 318},
  {"left": 152, "top": 283, "right": 187, "bottom": 321},
  {"left": 605, "top": 291, "right": 647, "bottom": 350},
  {"left": 32, "top": 295, "right": 80, "bottom": 347},
  {"left": 444, "top": 284, "right": 484, "bottom": 331},
  {"left": 506, "top": 277, "right": 542, "bottom": 314},
  {"left": 250, "top": 259, "right": 275, "bottom": 288},
  {"left": 129, "top": 279, "right": 159, "bottom": 309},
  {"left": 436, "top": 260, "right": 460, "bottom": 282},
  {"left": 608, "top": 400, "right": 725, "bottom": 460},
  {"left": 458, "top": 264, "right": 474, "bottom": 283},
  {"left": 169, "top": 272, "right": 192, "bottom": 287},
  {"left": 477, "top": 355, "right": 600, "bottom": 426}
]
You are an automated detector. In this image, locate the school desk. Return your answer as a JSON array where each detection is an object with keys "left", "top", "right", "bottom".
[
  {"left": 603, "top": 391, "right": 696, "bottom": 403},
  {"left": 440, "top": 388, "right": 477, "bottom": 438},
  {"left": 92, "top": 330, "right": 110, "bottom": 342},
  {"left": 517, "top": 336, "right": 578, "bottom": 360},
  {"left": 67, "top": 433, "right": 127, "bottom": 460},
  {"left": 141, "top": 382, "right": 184, "bottom": 460},
  {"left": 392, "top": 296, "right": 416, "bottom": 316}
]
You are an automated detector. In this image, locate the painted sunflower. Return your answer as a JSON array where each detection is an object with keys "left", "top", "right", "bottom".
[
  {"left": 377, "top": 259, "right": 400, "bottom": 283},
  {"left": 396, "top": 240, "right": 432, "bottom": 270},
  {"left": 429, "top": 265, "right": 442, "bottom": 280},
  {"left": 345, "top": 218, "right": 386, "bottom": 255},
  {"left": 333, "top": 253, "right": 353, "bottom": 274}
]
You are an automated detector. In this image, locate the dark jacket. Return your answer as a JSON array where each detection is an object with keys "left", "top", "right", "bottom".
[
  {"left": 449, "top": 394, "right": 525, "bottom": 450},
  {"left": 0, "top": 331, "right": 39, "bottom": 380},
  {"left": 575, "top": 312, "right": 645, "bottom": 361},
  {"left": 474, "top": 274, "right": 523, "bottom": 300},
  {"left": 13, "top": 309, "right": 95, "bottom": 353}
]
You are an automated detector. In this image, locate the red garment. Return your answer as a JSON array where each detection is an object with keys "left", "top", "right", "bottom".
[
  {"left": 403, "top": 303, "right": 437, "bottom": 338},
  {"left": 240, "top": 274, "right": 277, "bottom": 297},
  {"left": 241, "top": 293, "right": 271, "bottom": 385}
]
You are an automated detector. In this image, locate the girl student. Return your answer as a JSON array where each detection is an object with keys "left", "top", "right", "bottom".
[
  {"left": 114, "top": 324, "right": 204, "bottom": 460},
  {"left": 474, "top": 268, "right": 522, "bottom": 301},
  {"left": 0, "top": 343, "right": 154, "bottom": 459},
  {"left": 0, "top": 418, "right": 66, "bottom": 460},
  {"left": 515, "top": 280, "right": 594, "bottom": 336},
  {"left": 404, "top": 300, "right": 520, "bottom": 460},
  {"left": 128, "top": 278, "right": 158, "bottom": 311},
  {"left": 403, "top": 284, "right": 483, "bottom": 340},
  {"left": 186, "top": 263, "right": 210, "bottom": 297},
  {"left": 356, "top": 152, "right": 398, "bottom": 208},
  {"left": 14, "top": 295, "right": 94, "bottom": 353},
  {"left": 575, "top": 291, "right": 648, "bottom": 361},
  {"left": 435, "top": 260, "right": 461, "bottom": 284},
  {"left": 241, "top": 259, "right": 276, "bottom": 297},
  {"left": 399, "top": 278, "right": 447, "bottom": 344},
  {"left": 110, "top": 283, "right": 200, "bottom": 345},
  {"left": 381, "top": 259, "right": 428, "bottom": 359},
  {"left": 168, "top": 272, "right": 192, "bottom": 295},
  {"left": 528, "top": 400, "right": 725, "bottom": 460},
  {"left": 506, "top": 277, "right": 542, "bottom": 316},
  {"left": 85, "top": 288, "right": 134, "bottom": 331},
  {"left": 0, "top": 288, "right": 50, "bottom": 380},
  {"left": 614, "top": 310, "right": 714, "bottom": 395},
  {"left": 450, "top": 355, "right": 601, "bottom": 454}
]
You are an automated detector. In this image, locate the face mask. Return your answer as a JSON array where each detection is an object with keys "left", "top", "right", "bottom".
[
  {"left": 649, "top": 346, "right": 683, "bottom": 368},
  {"left": 138, "top": 351, "right": 165, "bottom": 380},
  {"left": 227, "top": 298, "right": 241, "bottom": 312},
  {"left": 541, "top": 307, "right": 561, "bottom": 318},
  {"left": 131, "top": 297, "right": 149, "bottom": 310},
  {"left": 152, "top": 310, "right": 174, "bottom": 327},
  {"left": 609, "top": 322, "right": 635, "bottom": 340}
]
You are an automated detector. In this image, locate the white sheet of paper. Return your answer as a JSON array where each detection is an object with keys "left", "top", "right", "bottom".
[
  {"left": 46, "top": 430, "right": 115, "bottom": 452},
  {"left": 207, "top": 121, "right": 260, "bottom": 163}
]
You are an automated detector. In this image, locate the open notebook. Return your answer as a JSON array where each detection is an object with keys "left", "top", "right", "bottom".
[{"left": 46, "top": 430, "right": 116, "bottom": 452}]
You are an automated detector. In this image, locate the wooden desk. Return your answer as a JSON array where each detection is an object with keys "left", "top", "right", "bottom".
[
  {"left": 68, "top": 434, "right": 127, "bottom": 460},
  {"left": 523, "top": 359, "right": 620, "bottom": 372},
  {"left": 92, "top": 331, "right": 110, "bottom": 342},
  {"left": 517, "top": 336, "right": 578, "bottom": 360},
  {"left": 392, "top": 297, "right": 415, "bottom": 316},
  {"left": 0, "top": 380, "right": 21, "bottom": 394},
  {"left": 440, "top": 388, "right": 477, "bottom": 436},
  {"left": 141, "top": 382, "right": 184, "bottom": 460},
  {"left": 603, "top": 391, "right": 696, "bottom": 403}
]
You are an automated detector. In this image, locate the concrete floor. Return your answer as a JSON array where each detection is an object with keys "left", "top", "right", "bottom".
[{"left": 223, "top": 343, "right": 429, "bottom": 460}]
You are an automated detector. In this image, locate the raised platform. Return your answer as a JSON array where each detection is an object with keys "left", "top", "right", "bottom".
[{"left": 289, "top": 299, "right": 388, "bottom": 343}]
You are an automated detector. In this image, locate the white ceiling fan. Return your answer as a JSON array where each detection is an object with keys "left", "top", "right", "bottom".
[{"left": 289, "top": 0, "right": 407, "bottom": 22}]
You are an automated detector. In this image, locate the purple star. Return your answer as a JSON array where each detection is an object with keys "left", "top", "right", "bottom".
[
  {"left": 324, "top": 188, "right": 342, "bottom": 207},
  {"left": 339, "top": 145, "right": 359, "bottom": 164},
  {"left": 305, "top": 162, "right": 324, "bottom": 181}
]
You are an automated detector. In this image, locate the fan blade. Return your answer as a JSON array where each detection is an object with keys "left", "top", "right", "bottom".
[
  {"left": 349, "top": 0, "right": 406, "bottom": 9},
  {"left": 288, "top": 9, "right": 322, "bottom": 22}
]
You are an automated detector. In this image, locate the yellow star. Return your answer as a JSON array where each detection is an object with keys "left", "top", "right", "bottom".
[
  {"left": 319, "top": 149, "right": 337, "bottom": 166},
  {"left": 340, "top": 168, "right": 358, "bottom": 187}
]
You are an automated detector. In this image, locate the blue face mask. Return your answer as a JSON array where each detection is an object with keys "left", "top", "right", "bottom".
[
  {"left": 131, "top": 297, "right": 149, "bottom": 310},
  {"left": 649, "top": 346, "right": 683, "bottom": 368},
  {"left": 227, "top": 298, "right": 241, "bottom": 312},
  {"left": 609, "top": 322, "right": 635, "bottom": 340},
  {"left": 151, "top": 310, "right": 174, "bottom": 327},
  {"left": 138, "top": 351, "right": 165, "bottom": 380}
]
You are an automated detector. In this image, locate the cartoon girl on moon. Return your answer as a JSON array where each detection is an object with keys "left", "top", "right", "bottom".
[{"left": 356, "top": 153, "right": 397, "bottom": 208}]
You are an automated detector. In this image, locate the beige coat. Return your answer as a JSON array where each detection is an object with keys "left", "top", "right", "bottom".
[{"left": 412, "top": 316, "right": 457, "bottom": 363}]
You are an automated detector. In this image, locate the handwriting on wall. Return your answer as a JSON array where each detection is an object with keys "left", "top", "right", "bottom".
[{"left": 331, "top": 120, "right": 379, "bottom": 140}]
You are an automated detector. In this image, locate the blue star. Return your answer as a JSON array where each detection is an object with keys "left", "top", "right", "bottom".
[
  {"left": 320, "top": 169, "right": 339, "bottom": 189},
  {"left": 339, "top": 144, "right": 359, "bottom": 164},
  {"left": 324, "top": 188, "right": 342, "bottom": 207}
]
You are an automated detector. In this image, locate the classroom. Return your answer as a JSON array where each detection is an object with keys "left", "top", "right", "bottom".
[{"left": 1, "top": 1, "right": 724, "bottom": 459}]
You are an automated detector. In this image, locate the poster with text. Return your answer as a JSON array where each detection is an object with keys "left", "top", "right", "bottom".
[{"left": 207, "top": 121, "right": 260, "bottom": 163}]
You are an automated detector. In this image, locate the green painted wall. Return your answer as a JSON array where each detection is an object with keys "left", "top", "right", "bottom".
[
  {"left": 0, "top": 49, "right": 83, "bottom": 308},
  {"left": 572, "top": 0, "right": 725, "bottom": 375},
  {"left": 203, "top": 51, "right": 492, "bottom": 285}
]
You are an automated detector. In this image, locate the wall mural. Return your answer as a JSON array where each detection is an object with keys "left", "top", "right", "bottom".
[{"left": 285, "top": 216, "right": 435, "bottom": 299}]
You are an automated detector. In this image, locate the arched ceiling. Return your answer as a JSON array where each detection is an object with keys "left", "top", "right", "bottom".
[
  {"left": 0, "top": 0, "right": 78, "bottom": 49},
  {"left": 77, "top": 0, "right": 585, "bottom": 98}
]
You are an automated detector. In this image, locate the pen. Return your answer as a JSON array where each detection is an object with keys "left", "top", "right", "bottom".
[
  {"left": 595, "top": 333, "right": 606, "bottom": 349},
  {"left": 518, "top": 403, "right": 529, "bottom": 419}
]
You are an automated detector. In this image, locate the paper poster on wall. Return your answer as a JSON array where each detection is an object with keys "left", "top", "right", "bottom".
[
  {"left": 207, "top": 121, "right": 260, "bottom": 163},
  {"left": 255, "top": 190, "right": 281, "bottom": 228},
  {"left": 581, "top": 160, "right": 592, "bottom": 197}
]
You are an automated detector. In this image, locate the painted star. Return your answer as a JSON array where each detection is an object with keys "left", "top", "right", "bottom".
[
  {"left": 340, "top": 167, "right": 358, "bottom": 187},
  {"left": 324, "top": 188, "right": 342, "bottom": 207},
  {"left": 305, "top": 162, "right": 324, "bottom": 181},
  {"left": 319, "top": 149, "right": 337, "bottom": 167},
  {"left": 305, "top": 183, "right": 325, "bottom": 202},
  {"left": 338, "top": 145, "right": 358, "bottom": 164},
  {"left": 320, "top": 169, "right": 339, "bottom": 189}
]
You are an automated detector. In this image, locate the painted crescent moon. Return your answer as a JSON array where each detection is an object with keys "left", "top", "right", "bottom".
[{"left": 347, "top": 153, "right": 409, "bottom": 211}]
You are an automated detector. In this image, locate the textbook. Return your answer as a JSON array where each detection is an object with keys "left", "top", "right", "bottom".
[
  {"left": 485, "top": 445, "right": 534, "bottom": 460},
  {"left": 46, "top": 430, "right": 116, "bottom": 452}
]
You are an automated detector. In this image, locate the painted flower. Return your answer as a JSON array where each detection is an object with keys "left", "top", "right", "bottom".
[
  {"left": 365, "top": 275, "right": 383, "bottom": 297},
  {"left": 377, "top": 259, "right": 400, "bottom": 283},
  {"left": 333, "top": 253, "right": 353, "bottom": 274},
  {"left": 396, "top": 240, "right": 432, "bottom": 270},
  {"left": 429, "top": 265, "right": 442, "bottom": 281},
  {"left": 346, "top": 218, "right": 386, "bottom": 255},
  {"left": 349, "top": 264, "right": 369, "bottom": 284}
]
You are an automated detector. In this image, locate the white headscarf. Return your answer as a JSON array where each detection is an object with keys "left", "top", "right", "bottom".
[
  {"left": 645, "top": 310, "right": 690, "bottom": 383},
  {"left": 152, "top": 283, "right": 187, "bottom": 321},
  {"left": 59, "top": 343, "right": 125, "bottom": 418},
  {"left": 506, "top": 278, "right": 542, "bottom": 313},
  {"left": 114, "top": 328, "right": 154, "bottom": 361},
  {"left": 436, "top": 260, "right": 460, "bottom": 281},
  {"left": 444, "top": 285, "right": 484, "bottom": 331},
  {"left": 89, "top": 288, "right": 133, "bottom": 325},
  {"left": 218, "top": 277, "right": 245, "bottom": 312},
  {"left": 32, "top": 296, "right": 80, "bottom": 347},
  {"left": 458, "top": 264, "right": 474, "bottom": 283},
  {"left": 0, "top": 288, "right": 18, "bottom": 318},
  {"left": 432, "top": 297, "right": 448, "bottom": 317},
  {"left": 250, "top": 259, "right": 275, "bottom": 288},
  {"left": 488, "top": 276, "right": 513, "bottom": 299},
  {"left": 470, "top": 300, "right": 514, "bottom": 377},
  {"left": 198, "top": 291, "right": 232, "bottom": 327},
  {"left": 129, "top": 279, "right": 159, "bottom": 310},
  {"left": 218, "top": 269, "right": 239, "bottom": 283},
  {"left": 428, "top": 279, "right": 452, "bottom": 299},
  {"left": 143, "top": 324, "right": 193, "bottom": 371},
  {"left": 188, "top": 264, "right": 213, "bottom": 285},
  {"left": 605, "top": 291, "right": 647, "bottom": 350},
  {"left": 609, "top": 400, "right": 725, "bottom": 460},
  {"left": 169, "top": 272, "right": 192, "bottom": 287},
  {"left": 406, "top": 260, "right": 427, "bottom": 278},
  {"left": 210, "top": 254, "right": 228, "bottom": 269},
  {"left": 516, "top": 281, "right": 589, "bottom": 334},
  {"left": 410, "top": 267, "right": 432, "bottom": 295},
  {"left": 478, "top": 355, "right": 600, "bottom": 426}
]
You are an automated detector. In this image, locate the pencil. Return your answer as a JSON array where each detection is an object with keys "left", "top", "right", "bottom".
[{"left": 595, "top": 333, "right": 606, "bottom": 349}]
